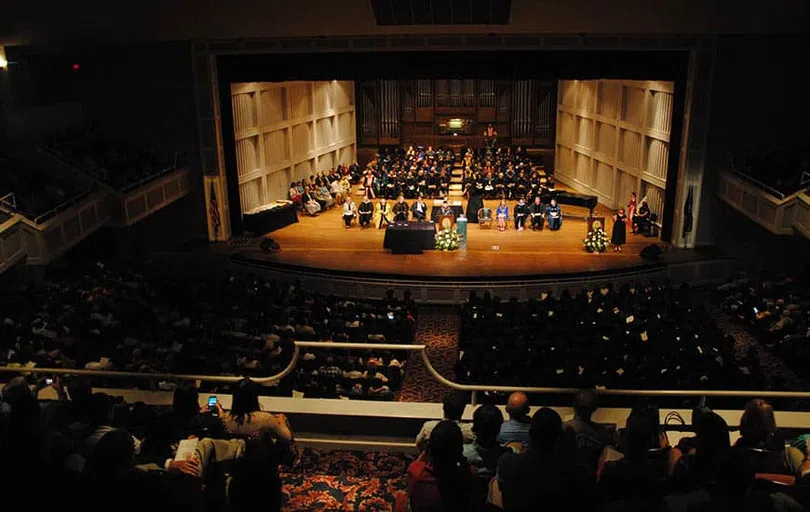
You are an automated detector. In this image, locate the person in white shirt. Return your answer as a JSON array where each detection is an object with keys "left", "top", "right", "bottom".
[
  {"left": 342, "top": 197, "right": 357, "bottom": 228},
  {"left": 416, "top": 391, "right": 474, "bottom": 452}
]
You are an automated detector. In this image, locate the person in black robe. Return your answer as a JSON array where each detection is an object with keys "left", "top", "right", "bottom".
[
  {"left": 530, "top": 196, "right": 545, "bottom": 231},
  {"left": 612, "top": 208, "right": 627, "bottom": 251},
  {"left": 514, "top": 198, "right": 530, "bottom": 231},
  {"left": 358, "top": 196, "right": 374, "bottom": 228},
  {"left": 393, "top": 195, "right": 410, "bottom": 222}
]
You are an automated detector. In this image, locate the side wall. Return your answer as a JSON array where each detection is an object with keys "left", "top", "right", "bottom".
[
  {"left": 229, "top": 81, "right": 356, "bottom": 213},
  {"left": 555, "top": 80, "right": 674, "bottom": 218}
]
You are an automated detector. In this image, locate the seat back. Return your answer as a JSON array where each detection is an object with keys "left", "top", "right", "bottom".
[{"left": 478, "top": 208, "right": 493, "bottom": 220}]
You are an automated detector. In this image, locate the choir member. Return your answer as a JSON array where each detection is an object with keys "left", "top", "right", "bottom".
[
  {"left": 342, "top": 197, "right": 357, "bottom": 228},
  {"left": 358, "top": 195, "right": 374, "bottom": 228},
  {"left": 530, "top": 196, "right": 545, "bottom": 231},
  {"left": 514, "top": 197, "right": 530, "bottom": 231},
  {"left": 376, "top": 198, "right": 392, "bottom": 229},
  {"left": 612, "top": 208, "right": 627, "bottom": 251},
  {"left": 411, "top": 195, "right": 428, "bottom": 221},
  {"left": 627, "top": 192, "right": 638, "bottom": 233},
  {"left": 545, "top": 198, "right": 562, "bottom": 231},
  {"left": 496, "top": 199, "right": 509, "bottom": 231},
  {"left": 301, "top": 187, "right": 321, "bottom": 216},
  {"left": 393, "top": 195, "right": 410, "bottom": 222},
  {"left": 363, "top": 171, "right": 376, "bottom": 199}
]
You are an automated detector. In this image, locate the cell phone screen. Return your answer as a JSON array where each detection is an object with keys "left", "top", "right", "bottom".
[{"left": 208, "top": 396, "right": 217, "bottom": 407}]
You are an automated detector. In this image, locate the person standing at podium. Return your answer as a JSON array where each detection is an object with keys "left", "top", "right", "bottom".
[
  {"left": 411, "top": 195, "right": 428, "bottom": 221},
  {"left": 439, "top": 200, "right": 456, "bottom": 222},
  {"left": 358, "top": 195, "right": 374, "bottom": 228},
  {"left": 545, "top": 198, "right": 562, "bottom": 231},
  {"left": 393, "top": 195, "right": 410, "bottom": 222},
  {"left": 514, "top": 197, "right": 530, "bottom": 231},
  {"left": 376, "top": 197, "right": 392, "bottom": 229}
]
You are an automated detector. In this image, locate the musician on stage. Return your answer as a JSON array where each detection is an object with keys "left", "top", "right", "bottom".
[
  {"left": 358, "top": 195, "right": 374, "bottom": 228},
  {"left": 530, "top": 196, "right": 545, "bottom": 231},
  {"left": 393, "top": 195, "right": 410, "bottom": 222},
  {"left": 376, "top": 197, "right": 392, "bottom": 229},
  {"left": 483, "top": 123, "right": 498, "bottom": 149},
  {"left": 545, "top": 198, "right": 562, "bottom": 231},
  {"left": 411, "top": 195, "right": 428, "bottom": 221},
  {"left": 342, "top": 197, "right": 357, "bottom": 228},
  {"left": 514, "top": 197, "right": 530, "bottom": 231}
]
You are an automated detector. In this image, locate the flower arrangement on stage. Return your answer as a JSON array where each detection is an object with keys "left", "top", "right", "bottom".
[
  {"left": 583, "top": 221, "right": 609, "bottom": 253},
  {"left": 435, "top": 228, "right": 461, "bottom": 251}
]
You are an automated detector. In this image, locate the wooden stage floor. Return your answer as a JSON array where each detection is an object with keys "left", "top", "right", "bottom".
[{"left": 236, "top": 196, "right": 657, "bottom": 278}]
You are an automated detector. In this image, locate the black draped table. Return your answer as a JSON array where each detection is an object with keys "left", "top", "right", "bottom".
[
  {"left": 430, "top": 205, "right": 465, "bottom": 222},
  {"left": 242, "top": 202, "right": 298, "bottom": 234},
  {"left": 383, "top": 221, "right": 436, "bottom": 254}
]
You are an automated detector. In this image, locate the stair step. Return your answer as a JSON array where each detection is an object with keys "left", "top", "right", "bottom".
[
  {"left": 450, "top": 177, "right": 463, "bottom": 184},
  {"left": 449, "top": 184, "right": 463, "bottom": 191}
]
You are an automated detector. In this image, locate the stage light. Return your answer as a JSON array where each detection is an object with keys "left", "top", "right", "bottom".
[
  {"left": 0, "top": 46, "right": 6, "bottom": 69},
  {"left": 72, "top": 63, "right": 80, "bottom": 71}
]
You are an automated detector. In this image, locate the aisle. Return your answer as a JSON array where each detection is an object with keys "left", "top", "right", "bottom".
[
  {"left": 397, "top": 307, "right": 460, "bottom": 403},
  {"left": 281, "top": 448, "right": 411, "bottom": 511}
]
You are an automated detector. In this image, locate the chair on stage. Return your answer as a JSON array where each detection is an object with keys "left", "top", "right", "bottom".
[{"left": 478, "top": 207, "right": 494, "bottom": 229}]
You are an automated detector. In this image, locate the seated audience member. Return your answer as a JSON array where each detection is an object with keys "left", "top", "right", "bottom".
[
  {"left": 342, "top": 196, "right": 357, "bottom": 228},
  {"left": 464, "top": 404, "right": 511, "bottom": 482},
  {"left": 668, "top": 410, "right": 731, "bottom": 491},
  {"left": 564, "top": 388, "right": 611, "bottom": 470},
  {"left": 411, "top": 195, "right": 428, "bottom": 221},
  {"left": 407, "top": 420, "right": 480, "bottom": 511},
  {"left": 598, "top": 408, "right": 671, "bottom": 508},
  {"left": 301, "top": 187, "right": 321, "bottom": 216},
  {"left": 733, "top": 398, "right": 804, "bottom": 477},
  {"left": 497, "top": 407, "right": 593, "bottom": 511},
  {"left": 416, "top": 391, "right": 474, "bottom": 453},
  {"left": 393, "top": 194, "right": 410, "bottom": 221},
  {"left": 227, "top": 432, "right": 283, "bottom": 512},
  {"left": 221, "top": 378, "right": 294, "bottom": 462},
  {"left": 497, "top": 392, "right": 532, "bottom": 449},
  {"left": 358, "top": 195, "right": 374, "bottom": 228}
]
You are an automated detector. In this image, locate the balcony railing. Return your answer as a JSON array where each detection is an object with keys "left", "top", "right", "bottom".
[{"left": 4, "top": 341, "right": 810, "bottom": 405}]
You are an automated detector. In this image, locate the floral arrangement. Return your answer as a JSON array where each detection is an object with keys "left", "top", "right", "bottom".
[
  {"left": 583, "top": 221, "right": 609, "bottom": 253},
  {"left": 435, "top": 228, "right": 461, "bottom": 251}
]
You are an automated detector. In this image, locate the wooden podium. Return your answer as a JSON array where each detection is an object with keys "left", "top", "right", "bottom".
[
  {"left": 587, "top": 216, "right": 606, "bottom": 234},
  {"left": 436, "top": 214, "right": 456, "bottom": 232}
]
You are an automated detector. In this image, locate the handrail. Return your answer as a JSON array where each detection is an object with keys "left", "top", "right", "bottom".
[
  {"left": 3, "top": 341, "right": 810, "bottom": 401},
  {"left": 0, "top": 345, "right": 300, "bottom": 384}
]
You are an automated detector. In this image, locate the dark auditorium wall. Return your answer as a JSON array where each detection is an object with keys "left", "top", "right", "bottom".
[
  {"left": 696, "top": 36, "right": 810, "bottom": 247},
  {"left": 76, "top": 42, "right": 209, "bottom": 242}
]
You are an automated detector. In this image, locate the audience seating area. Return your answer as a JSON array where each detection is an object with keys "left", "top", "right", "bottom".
[
  {"left": 738, "top": 145, "right": 810, "bottom": 197},
  {"left": 715, "top": 273, "right": 810, "bottom": 374},
  {"left": 44, "top": 132, "right": 184, "bottom": 192},
  {"left": 457, "top": 283, "right": 761, "bottom": 393},
  {"left": 0, "top": 259, "right": 416, "bottom": 401},
  {"left": 3, "top": 375, "right": 809, "bottom": 511},
  {"left": 0, "top": 150, "right": 93, "bottom": 222}
]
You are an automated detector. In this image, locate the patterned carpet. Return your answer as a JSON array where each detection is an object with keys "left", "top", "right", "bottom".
[
  {"left": 281, "top": 449, "right": 413, "bottom": 511},
  {"left": 712, "top": 311, "right": 809, "bottom": 404},
  {"left": 397, "top": 307, "right": 460, "bottom": 403}
]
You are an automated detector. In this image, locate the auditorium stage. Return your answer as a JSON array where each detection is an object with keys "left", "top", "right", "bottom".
[{"left": 232, "top": 196, "right": 665, "bottom": 279}]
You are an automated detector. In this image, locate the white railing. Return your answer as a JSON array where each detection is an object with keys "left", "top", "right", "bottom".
[{"left": 3, "top": 341, "right": 810, "bottom": 403}]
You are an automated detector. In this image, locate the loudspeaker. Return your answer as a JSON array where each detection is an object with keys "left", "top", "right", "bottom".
[{"left": 640, "top": 244, "right": 663, "bottom": 261}]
